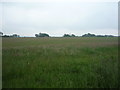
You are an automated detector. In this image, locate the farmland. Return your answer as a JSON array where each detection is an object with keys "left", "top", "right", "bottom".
[{"left": 2, "top": 37, "right": 119, "bottom": 88}]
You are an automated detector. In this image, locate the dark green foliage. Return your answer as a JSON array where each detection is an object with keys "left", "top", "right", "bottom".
[
  {"left": 2, "top": 35, "right": 10, "bottom": 37},
  {"left": 35, "top": 33, "right": 49, "bottom": 37},
  {"left": 82, "top": 33, "right": 114, "bottom": 37},
  {"left": 63, "top": 34, "right": 76, "bottom": 37},
  {"left": 2, "top": 34, "right": 20, "bottom": 37},
  {"left": 0, "top": 32, "right": 3, "bottom": 37},
  {"left": 82, "top": 33, "right": 96, "bottom": 37},
  {"left": 71, "top": 34, "right": 76, "bottom": 37},
  {"left": 63, "top": 34, "right": 71, "bottom": 37},
  {"left": 12, "top": 34, "right": 20, "bottom": 37},
  {"left": 35, "top": 34, "right": 39, "bottom": 37}
]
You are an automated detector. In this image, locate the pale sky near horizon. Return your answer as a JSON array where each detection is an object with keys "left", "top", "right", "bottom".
[{"left": 0, "top": 0, "right": 118, "bottom": 37}]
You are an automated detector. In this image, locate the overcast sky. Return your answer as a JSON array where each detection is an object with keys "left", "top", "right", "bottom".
[{"left": 0, "top": 0, "right": 118, "bottom": 37}]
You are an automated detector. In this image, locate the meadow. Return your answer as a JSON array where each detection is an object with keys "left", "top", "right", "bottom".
[{"left": 2, "top": 37, "right": 119, "bottom": 88}]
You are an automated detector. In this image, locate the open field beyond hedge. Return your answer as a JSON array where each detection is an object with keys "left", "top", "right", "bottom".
[{"left": 2, "top": 37, "right": 119, "bottom": 88}]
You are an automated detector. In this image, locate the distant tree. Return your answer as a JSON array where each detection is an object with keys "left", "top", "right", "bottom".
[
  {"left": 35, "top": 33, "right": 50, "bottom": 37},
  {"left": 82, "top": 33, "right": 115, "bottom": 37},
  {"left": 12, "top": 34, "right": 20, "bottom": 37},
  {"left": 96, "top": 35, "right": 105, "bottom": 37},
  {"left": 71, "top": 34, "right": 76, "bottom": 37},
  {"left": 39, "top": 33, "right": 49, "bottom": 37},
  {"left": 63, "top": 34, "right": 76, "bottom": 37},
  {"left": 0, "top": 32, "right": 3, "bottom": 37},
  {"left": 96, "top": 35, "right": 114, "bottom": 37},
  {"left": 104, "top": 35, "right": 114, "bottom": 37},
  {"left": 13, "top": 34, "right": 17, "bottom": 37},
  {"left": 109, "top": 35, "right": 114, "bottom": 37},
  {"left": 82, "top": 33, "right": 96, "bottom": 37},
  {"left": 63, "top": 34, "right": 71, "bottom": 37},
  {"left": 2, "top": 35, "right": 10, "bottom": 37},
  {"left": 35, "top": 34, "right": 39, "bottom": 37},
  {"left": 2, "top": 34, "right": 20, "bottom": 37}
]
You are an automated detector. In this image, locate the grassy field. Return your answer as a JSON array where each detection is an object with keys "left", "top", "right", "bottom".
[{"left": 2, "top": 37, "right": 119, "bottom": 88}]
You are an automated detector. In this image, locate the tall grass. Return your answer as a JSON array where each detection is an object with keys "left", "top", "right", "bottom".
[{"left": 2, "top": 37, "right": 118, "bottom": 88}]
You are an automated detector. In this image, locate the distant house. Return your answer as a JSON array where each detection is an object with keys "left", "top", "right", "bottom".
[{"left": 0, "top": 32, "right": 3, "bottom": 37}]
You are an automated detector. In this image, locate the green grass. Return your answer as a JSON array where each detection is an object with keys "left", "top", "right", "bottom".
[{"left": 2, "top": 37, "right": 119, "bottom": 88}]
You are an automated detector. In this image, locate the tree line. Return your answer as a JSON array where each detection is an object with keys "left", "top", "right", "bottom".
[
  {"left": 35, "top": 33, "right": 115, "bottom": 37},
  {"left": 0, "top": 33, "right": 20, "bottom": 37},
  {"left": 0, "top": 32, "right": 116, "bottom": 37},
  {"left": 81, "top": 33, "right": 115, "bottom": 37}
]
